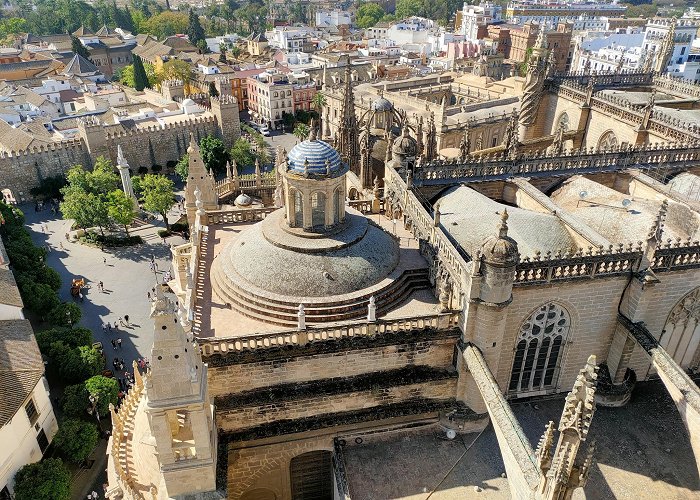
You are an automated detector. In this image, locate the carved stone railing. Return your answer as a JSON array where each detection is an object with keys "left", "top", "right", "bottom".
[
  {"left": 206, "top": 207, "right": 278, "bottom": 225},
  {"left": 214, "top": 173, "right": 276, "bottom": 198},
  {"left": 514, "top": 246, "right": 642, "bottom": 285},
  {"left": 653, "top": 74, "right": 700, "bottom": 99},
  {"left": 650, "top": 242, "right": 700, "bottom": 271},
  {"left": 198, "top": 312, "right": 460, "bottom": 357},
  {"left": 549, "top": 70, "right": 654, "bottom": 89},
  {"left": 414, "top": 143, "right": 700, "bottom": 186},
  {"left": 108, "top": 368, "right": 147, "bottom": 500}
]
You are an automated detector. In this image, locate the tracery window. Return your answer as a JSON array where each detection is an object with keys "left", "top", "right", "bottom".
[
  {"left": 509, "top": 303, "right": 570, "bottom": 394},
  {"left": 662, "top": 288, "right": 700, "bottom": 369},
  {"left": 557, "top": 112, "right": 569, "bottom": 132},
  {"left": 597, "top": 130, "right": 619, "bottom": 151}
]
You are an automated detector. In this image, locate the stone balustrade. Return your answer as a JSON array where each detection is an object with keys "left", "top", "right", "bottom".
[
  {"left": 108, "top": 366, "right": 147, "bottom": 500},
  {"left": 414, "top": 143, "right": 700, "bottom": 186},
  {"left": 206, "top": 207, "right": 278, "bottom": 225},
  {"left": 198, "top": 312, "right": 460, "bottom": 357},
  {"left": 650, "top": 241, "right": 700, "bottom": 271}
]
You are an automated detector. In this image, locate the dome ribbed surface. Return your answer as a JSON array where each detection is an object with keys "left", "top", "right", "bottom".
[
  {"left": 288, "top": 138, "right": 343, "bottom": 175},
  {"left": 372, "top": 97, "right": 393, "bottom": 111}
]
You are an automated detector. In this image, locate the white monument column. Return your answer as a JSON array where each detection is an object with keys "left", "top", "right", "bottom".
[{"left": 116, "top": 145, "right": 138, "bottom": 208}]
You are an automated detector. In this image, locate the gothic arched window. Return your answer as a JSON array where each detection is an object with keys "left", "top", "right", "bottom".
[
  {"left": 661, "top": 288, "right": 700, "bottom": 369},
  {"left": 311, "top": 192, "right": 326, "bottom": 229},
  {"left": 597, "top": 130, "right": 619, "bottom": 151},
  {"left": 557, "top": 112, "right": 569, "bottom": 132},
  {"left": 509, "top": 303, "right": 571, "bottom": 394},
  {"left": 293, "top": 190, "right": 303, "bottom": 227}
]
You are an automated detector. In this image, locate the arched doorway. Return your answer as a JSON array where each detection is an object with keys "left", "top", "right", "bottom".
[
  {"left": 290, "top": 451, "right": 333, "bottom": 500},
  {"left": 509, "top": 303, "right": 571, "bottom": 395},
  {"left": 661, "top": 288, "right": 700, "bottom": 370}
]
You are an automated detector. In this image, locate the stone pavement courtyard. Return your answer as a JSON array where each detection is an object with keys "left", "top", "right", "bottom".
[
  {"left": 343, "top": 380, "right": 699, "bottom": 500},
  {"left": 22, "top": 203, "right": 185, "bottom": 374}
]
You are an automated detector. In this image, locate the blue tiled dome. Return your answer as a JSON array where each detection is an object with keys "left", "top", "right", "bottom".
[
  {"left": 372, "top": 97, "right": 393, "bottom": 111},
  {"left": 288, "top": 138, "right": 344, "bottom": 176}
]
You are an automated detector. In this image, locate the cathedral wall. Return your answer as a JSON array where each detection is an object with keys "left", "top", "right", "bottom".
[
  {"left": 584, "top": 108, "right": 639, "bottom": 149},
  {"left": 495, "top": 276, "right": 629, "bottom": 395},
  {"left": 546, "top": 92, "right": 584, "bottom": 136},
  {"left": 207, "top": 337, "right": 457, "bottom": 398},
  {"left": 215, "top": 378, "right": 457, "bottom": 434}
]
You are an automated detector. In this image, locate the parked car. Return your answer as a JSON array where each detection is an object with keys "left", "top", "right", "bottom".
[{"left": 259, "top": 126, "right": 270, "bottom": 136}]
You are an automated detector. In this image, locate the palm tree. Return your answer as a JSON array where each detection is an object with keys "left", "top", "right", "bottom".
[
  {"left": 293, "top": 123, "right": 310, "bottom": 142},
  {"left": 311, "top": 92, "right": 326, "bottom": 118}
]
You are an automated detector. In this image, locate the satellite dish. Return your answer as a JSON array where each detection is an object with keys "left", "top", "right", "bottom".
[
  {"left": 579, "top": 190, "right": 588, "bottom": 198},
  {"left": 622, "top": 199, "right": 632, "bottom": 207},
  {"left": 446, "top": 429, "right": 457, "bottom": 440}
]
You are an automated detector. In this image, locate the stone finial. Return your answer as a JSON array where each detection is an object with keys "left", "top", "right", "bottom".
[
  {"left": 308, "top": 118, "right": 318, "bottom": 141},
  {"left": 225, "top": 161, "right": 232, "bottom": 179},
  {"left": 303, "top": 157, "right": 310, "bottom": 177},
  {"left": 325, "top": 158, "right": 331, "bottom": 175},
  {"left": 536, "top": 421, "right": 555, "bottom": 471},
  {"left": 499, "top": 209, "right": 509, "bottom": 238},
  {"left": 647, "top": 198, "right": 668, "bottom": 242},
  {"left": 297, "top": 303, "right": 306, "bottom": 330},
  {"left": 187, "top": 132, "right": 197, "bottom": 153},
  {"left": 367, "top": 296, "right": 376, "bottom": 322},
  {"left": 433, "top": 202, "right": 441, "bottom": 227},
  {"left": 559, "top": 355, "right": 598, "bottom": 439}
]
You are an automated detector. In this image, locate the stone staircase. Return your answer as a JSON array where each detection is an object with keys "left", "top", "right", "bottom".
[{"left": 211, "top": 265, "right": 431, "bottom": 327}]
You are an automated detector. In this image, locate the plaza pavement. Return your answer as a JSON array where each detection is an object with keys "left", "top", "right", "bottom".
[{"left": 22, "top": 203, "right": 185, "bottom": 381}]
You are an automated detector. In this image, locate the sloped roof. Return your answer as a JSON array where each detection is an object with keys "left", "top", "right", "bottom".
[
  {"left": 63, "top": 54, "right": 100, "bottom": 76},
  {"left": 0, "top": 319, "right": 44, "bottom": 426},
  {"left": 72, "top": 25, "right": 94, "bottom": 37},
  {"left": 163, "top": 35, "right": 197, "bottom": 51},
  {"left": 250, "top": 33, "right": 268, "bottom": 43},
  {"left": 96, "top": 25, "right": 113, "bottom": 36},
  {"left": 0, "top": 269, "right": 22, "bottom": 308}
]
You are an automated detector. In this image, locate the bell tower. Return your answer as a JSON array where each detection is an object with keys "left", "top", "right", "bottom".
[{"left": 143, "top": 286, "right": 217, "bottom": 497}]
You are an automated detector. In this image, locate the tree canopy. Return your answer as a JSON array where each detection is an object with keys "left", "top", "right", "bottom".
[
  {"left": 138, "top": 174, "right": 175, "bottom": 229},
  {"left": 14, "top": 458, "right": 70, "bottom": 500},
  {"left": 141, "top": 10, "right": 188, "bottom": 39},
  {"left": 356, "top": 3, "right": 385, "bottom": 28},
  {"left": 85, "top": 375, "right": 119, "bottom": 415},
  {"left": 132, "top": 54, "right": 150, "bottom": 91},
  {"left": 54, "top": 418, "right": 99, "bottom": 463},
  {"left": 188, "top": 9, "right": 205, "bottom": 46}
]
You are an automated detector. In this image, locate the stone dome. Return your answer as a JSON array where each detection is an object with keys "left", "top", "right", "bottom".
[
  {"left": 392, "top": 126, "right": 417, "bottom": 157},
  {"left": 480, "top": 210, "right": 519, "bottom": 266},
  {"left": 287, "top": 137, "right": 344, "bottom": 176},
  {"left": 372, "top": 97, "right": 393, "bottom": 112},
  {"left": 181, "top": 98, "right": 195, "bottom": 106},
  {"left": 234, "top": 192, "right": 252, "bottom": 207},
  {"left": 213, "top": 208, "right": 400, "bottom": 297}
]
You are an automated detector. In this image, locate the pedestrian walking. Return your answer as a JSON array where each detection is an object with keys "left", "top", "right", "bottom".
[
  {"left": 117, "top": 338, "right": 122, "bottom": 348},
  {"left": 107, "top": 321, "right": 111, "bottom": 331},
  {"left": 99, "top": 281, "right": 104, "bottom": 292},
  {"left": 102, "top": 323, "right": 107, "bottom": 333},
  {"left": 103, "top": 257, "right": 107, "bottom": 265},
  {"left": 111, "top": 339, "right": 117, "bottom": 350},
  {"left": 65, "top": 232, "right": 69, "bottom": 241},
  {"left": 118, "top": 316, "right": 124, "bottom": 326},
  {"left": 147, "top": 291, "right": 151, "bottom": 300},
  {"left": 124, "top": 314, "right": 130, "bottom": 326}
]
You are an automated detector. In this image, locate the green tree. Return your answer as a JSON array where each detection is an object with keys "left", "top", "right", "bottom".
[
  {"left": 196, "top": 38, "right": 209, "bottom": 53},
  {"left": 47, "top": 302, "right": 82, "bottom": 327},
  {"left": 61, "top": 383, "right": 90, "bottom": 418},
  {"left": 356, "top": 3, "right": 385, "bottom": 28},
  {"left": 141, "top": 10, "right": 188, "bottom": 39},
  {"left": 139, "top": 174, "right": 175, "bottom": 229},
  {"left": 14, "top": 458, "right": 70, "bottom": 500},
  {"left": 310, "top": 91, "right": 326, "bottom": 114},
  {"left": 70, "top": 35, "right": 90, "bottom": 59},
  {"left": 175, "top": 153, "right": 189, "bottom": 180},
  {"left": 187, "top": 9, "right": 205, "bottom": 45},
  {"left": 132, "top": 54, "right": 149, "bottom": 91},
  {"left": 199, "top": 135, "right": 229, "bottom": 174},
  {"left": 50, "top": 342, "right": 103, "bottom": 382},
  {"left": 107, "top": 189, "right": 137, "bottom": 236},
  {"left": 36, "top": 326, "right": 92, "bottom": 353},
  {"left": 53, "top": 419, "right": 99, "bottom": 463},
  {"left": 85, "top": 375, "right": 119, "bottom": 415},
  {"left": 230, "top": 138, "right": 256, "bottom": 167},
  {"left": 208, "top": 81, "right": 219, "bottom": 97},
  {"left": 60, "top": 160, "right": 118, "bottom": 234},
  {"left": 293, "top": 123, "right": 310, "bottom": 141},
  {"left": 19, "top": 281, "right": 60, "bottom": 317},
  {"left": 158, "top": 58, "right": 193, "bottom": 87},
  {"left": 395, "top": 0, "right": 424, "bottom": 19}
]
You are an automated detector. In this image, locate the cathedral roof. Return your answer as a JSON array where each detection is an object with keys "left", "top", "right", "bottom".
[{"left": 287, "top": 137, "right": 344, "bottom": 176}]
